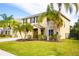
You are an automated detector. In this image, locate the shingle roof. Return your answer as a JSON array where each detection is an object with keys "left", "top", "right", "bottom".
[{"left": 22, "top": 12, "right": 70, "bottom": 21}]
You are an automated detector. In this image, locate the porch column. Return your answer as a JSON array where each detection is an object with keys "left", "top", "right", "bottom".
[
  {"left": 38, "top": 28, "right": 41, "bottom": 35},
  {"left": 46, "top": 21, "right": 49, "bottom": 41},
  {"left": 46, "top": 27, "right": 49, "bottom": 41}
]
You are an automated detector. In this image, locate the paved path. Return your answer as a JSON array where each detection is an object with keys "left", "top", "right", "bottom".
[
  {"left": 0, "top": 49, "right": 16, "bottom": 56},
  {"left": 0, "top": 38, "right": 19, "bottom": 42}
]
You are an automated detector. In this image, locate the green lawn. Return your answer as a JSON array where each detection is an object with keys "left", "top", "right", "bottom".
[{"left": 0, "top": 39, "right": 79, "bottom": 56}]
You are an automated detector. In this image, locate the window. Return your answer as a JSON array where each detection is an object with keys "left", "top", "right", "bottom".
[
  {"left": 65, "top": 33, "right": 69, "bottom": 38},
  {"left": 30, "top": 17, "right": 35, "bottom": 23},
  {"left": 41, "top": 29, "right": 44, "bottom": 35},
  {"left": 49, "top": 30, "right": 53, "bottom": 35},
  {"left": 5, "top": 31, "right": 7, "bottom": 34}
]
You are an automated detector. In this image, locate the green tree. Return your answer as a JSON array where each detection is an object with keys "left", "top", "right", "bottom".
[
  {"left": 70, "top": 19, "right": 79, "bottom": 39},
  {"left": 21, "top": 23, "right": 33, "bottom": 39},
  {"left": 13, "top": 23, "right": 33, "bottom": 39},
  {"left": 0, "top": 14, "right": 13, "bottom": 31},
  {"left": 0, "top": 14, "right": 13, "bottom": 24},
  {"left": 39, "top": 3, "right": 79, "bottom": 41},
  {"left": 11, "top": 20, "right": 21, "bottom": 37},
  {"left": 38, "top": 4, "right": 63, "bottom": 41},
  {"left": 50, "top": 3, "right": 79, "bottom": 13}
]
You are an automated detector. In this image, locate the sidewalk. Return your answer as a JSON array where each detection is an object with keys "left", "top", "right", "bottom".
[
  {"left": 0, "top": 49, "right": 16, "bottom": 56},
  {"left": 0, "top": 38, "right": 19, "bottom": 42}
]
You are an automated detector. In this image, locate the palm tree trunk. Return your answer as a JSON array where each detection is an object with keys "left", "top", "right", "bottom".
[
  {"left": 19, "top": 31, "right": 23, "bottom": 38},
  {"left": 24, "top": 31, "right": 27, "bottom": 39}
]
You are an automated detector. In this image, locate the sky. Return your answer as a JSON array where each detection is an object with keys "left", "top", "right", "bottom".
[
  {"left": 0, "top": 3, "right": 79, "bottom": 26},
  {"left": 0, "top": 3, "right": 30, "bottom": 19}
]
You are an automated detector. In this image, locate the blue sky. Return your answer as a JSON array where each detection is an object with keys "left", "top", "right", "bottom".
[
  {"left": 0, "top": 3, "right": 30, "bottom": 19},
  {"left": 0, "top": 3, "right": 78, "bottom": 26}
]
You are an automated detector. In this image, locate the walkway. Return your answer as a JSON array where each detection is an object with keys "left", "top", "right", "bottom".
[
  {"left": 0, "top": 38, "right": 19, "bottom": 42},
  {"left": 0, "top": 49, "right": 15, "bottom": 56}
]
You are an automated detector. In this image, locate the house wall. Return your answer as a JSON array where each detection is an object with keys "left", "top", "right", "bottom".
[
  {"left": 15, "top": 15, "right": 70, "bottom": 39},
  {"left": 38, "top": 16, "right": 70, "bottom": 39},
  {"left": 59, "top": 16, "right": 70, "bottom": 39},
  {"left": 39, "top": 17, "right": 47, "bottom": 36},
  {"left": 27, "top": 18, "right": 31, "bottom": 23}
]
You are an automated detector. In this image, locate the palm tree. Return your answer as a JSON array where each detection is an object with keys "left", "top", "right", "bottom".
[
  {"left": 12, "top": 21, "right": 22, "bottom": 38},
  {"left": 0, "top": 14, "right": 13, "bottom": 25},
  {"left": 39, "top": 3, "right": 79, "bottom": 41},
  {"left": 38, "top": 4, "right": 63, "bottom": 41},
  {"left": 21, "top": 23, "right": 33, "bottom": 39},
  {"left": 0, "top": 14, "right": 14, "bottom": 35},
  {"left": 13, "top": 22, "right": 33, "bottom": 39},
  {"left": 50, "top": 3, "right": 79, "bottom": 13}
]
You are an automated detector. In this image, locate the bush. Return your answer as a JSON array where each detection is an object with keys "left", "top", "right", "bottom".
[
  {"left": 0, "top": 34, "right": 12, "bottom": 38},
  {"left": 49, "top": 33, "right": 58, "bottom": 41},
  {"left": 38, "top": 34, "right": 46, "bottom": 40}
]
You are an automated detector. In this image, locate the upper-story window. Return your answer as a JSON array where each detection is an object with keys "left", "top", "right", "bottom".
[
  {"left": 30, "top": 17, "right": 36, "bottom": 23},
  {"left": 23, "top": 18, "right": 27, "bottom": 23}
]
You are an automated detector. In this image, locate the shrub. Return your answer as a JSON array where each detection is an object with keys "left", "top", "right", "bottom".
[
  {"left": 0, "top": 34, "right": 12, "bottom": 38},
  {"left": 49, "top": 33, "right": 58, "bottom": 41},
  {"left": 38, "top": 34, "right": 46, "bottom": 40}
]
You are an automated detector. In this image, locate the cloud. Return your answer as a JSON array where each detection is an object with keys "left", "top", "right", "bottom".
[
  {"left": 14, "top": 3, "right": 49, "bottom": 15},
  {"left": 14, "top": 3, "right": 78, "bottom": 25}
]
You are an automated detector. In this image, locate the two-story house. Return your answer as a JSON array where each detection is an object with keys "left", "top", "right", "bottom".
[{"left": 21, "top": 13, "right": 70, "bottom": 40}]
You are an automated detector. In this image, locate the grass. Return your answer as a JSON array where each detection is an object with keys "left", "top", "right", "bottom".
[{"left": 0, "top": 39, "right": 79, "bottom": 56}]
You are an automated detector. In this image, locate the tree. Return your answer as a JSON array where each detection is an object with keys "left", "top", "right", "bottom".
[
  {"left": 13, "top": 23, "right": 33, "bottom": 39},
  {"left": 11, "top": 20, "right": 21, "bottom": 37},
  {"left": 70, "top": 19, "right": 79, "bottom": 39},
  {"left": 0, "top": 14, "right": 14, "bottom": 32},
  {"left": 14, "top": 24, "right": 23, "bottom": 38},
  {"left": 38, "top": 4, "right": 63, "bottom": 41},
  {"left": 0, "top": 14, "right": 13, "bottom": 24},
  {"left": 50, "top": 3, "right": 79, "bottom": 14},
  {"left": 39, "top": 3, "right": 79, "bottom": 41},
  {"left": 21, "top": 23, "right": 33, "bottom": 39}
]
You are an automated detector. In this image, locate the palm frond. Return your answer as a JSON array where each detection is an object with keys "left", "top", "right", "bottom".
[
  {"left": 64, "top": 3, "right": 70, "bottom": 13},
  {"left": 50, "top": 3, "right": 54, "bottom": 11},
  {"left": 73, "top": 3, "right": 79, "bottom": 14},
  {"left": 38, "top": 12, "right": 47, "bottom": 23}
]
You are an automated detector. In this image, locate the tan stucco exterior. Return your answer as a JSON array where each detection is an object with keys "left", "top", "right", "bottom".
[
  {"left": 20, "top": 14, "right": 70, "bottom": 39},
  {"left": 11, "top": 13, "right": 70, "bottom": 40},
  {"left": 59, "top": 15, "right": 70, "bottom": 39}
]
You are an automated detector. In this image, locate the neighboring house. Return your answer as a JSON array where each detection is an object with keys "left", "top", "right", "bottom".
[
  {"left": 21, "top": 13, "right": 70, "bottom": 39},
  {"left": 0, "top": 27, "right": 12, "bottom": 35}
]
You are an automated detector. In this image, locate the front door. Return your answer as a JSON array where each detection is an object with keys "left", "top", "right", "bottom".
[{"left": 33, "top": 29, "right": 38, "bottom": 39}]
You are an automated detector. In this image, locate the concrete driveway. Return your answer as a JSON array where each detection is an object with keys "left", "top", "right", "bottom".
[{"left": 0, "top": 38, "right": 19, "bottom": 42}]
